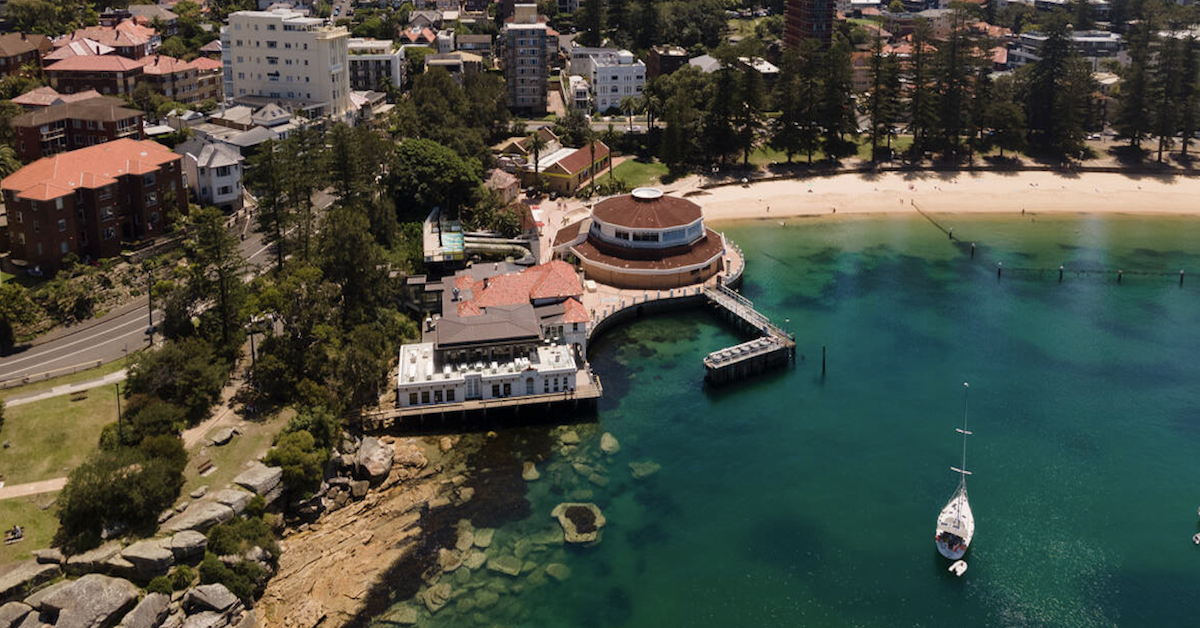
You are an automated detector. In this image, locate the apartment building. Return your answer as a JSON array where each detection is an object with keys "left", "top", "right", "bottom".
[
  {"left": 175, "top": 139, "right": 245, "bottom": 213},
  {"left": 222, "top": 9, "right": 352, "bottom": 120},
  {"left": 1, "top": 139, "right": 186, "bottom": 272},
  {"left": 44, "top": 55, "right": 145, "bottom": 96},
  {"left": 0, "top": 33, "right": 51, "bottom": 77},
  {"left": 56, "top": 21, "right": 157, "bottom": 59},
  {"left": 347, "top": 38, "right": 403, "bottom": 91},
  {"left": 10, "top": 96, "right": 144, "bottom": 161},
  {"left": 576, "top": 49, "right": 644, "bottom": 113},
  {"left": 139, "top": 55, "right": 208, "bottom": 105},
  {"left": 647, "top": 45, "right": 688, "bottom": 79},
  {"left": 502, "top": 4, "right": 557, "bottom": 113}
]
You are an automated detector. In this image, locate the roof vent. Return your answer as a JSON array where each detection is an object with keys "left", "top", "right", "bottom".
[{"left": 631, "top": 187, "right": 663, "bottom": 201}]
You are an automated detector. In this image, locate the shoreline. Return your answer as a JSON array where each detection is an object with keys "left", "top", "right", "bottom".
[{"left": 686, "top": 171, "right": 1200, "bottom": 223}]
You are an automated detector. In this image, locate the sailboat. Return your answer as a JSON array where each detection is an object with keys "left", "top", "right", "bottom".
[{"left": 935, "top": 382, "right": 975, "bottom": 561}]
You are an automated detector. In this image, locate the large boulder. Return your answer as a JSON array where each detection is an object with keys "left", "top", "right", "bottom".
[
  {"left": 599, "top": 433, "right": 620, "bottom": 455},
  {"left": 160, "top": 501, "right": 235, "bottom": 534},
  {"left": 63, "top": 543, "right": 121, "bottom": 576},
  {"left": 628, "top": 460, "right": 661, "bottom": 480},
  {"left": 208, "top": 490, "right": 252, "bottom": 516},
  {"left": 31, "top": 550, "right": 63, "bottom": 566},
  {"left": 551, "top": 503, "right": 606, "bottom": 544},
  {"left": 392, "top": 442, "right": 427, "bottom": 470},
  {"left": 119, "top": 540, "right": 174, "bottom": 579},
  {"left": 0, "top": 561, "right": 60, "bottom": 604},
  {"left": 354, "top": 437, "right": 394, "bottom": 483},
  {"left": 168, "top": 532, "right": 207, "bottom": 563},
  {"left": 116, "top": 594, "right": 168, "bottom": 628},
  {"left": 485, "top": 555, "right": 521, "bottom": 577},
  {"left": 22, "top": 581, "right": 72, "bottom": 611},
  {"left": 421, "top": 583, "right": 451, "bottom": 614},
  {"left": 183, "top": 585, "right": 238, "bottom": 615},
  {"left": 36, "top": 574, "right": 139, "bottom": 628},
  {"left": 0, "top": 602, "right": 32, "bottom": 628},
  {"left": 178, "top": 612, "right": 225, "bottom": 628},
  {"left": 232, "top": 464, "right": 281, "bottom": 497}
]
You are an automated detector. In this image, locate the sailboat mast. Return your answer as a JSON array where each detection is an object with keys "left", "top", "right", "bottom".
[{"left": 960, "top": 382, "right": 969, "bottom": 486}]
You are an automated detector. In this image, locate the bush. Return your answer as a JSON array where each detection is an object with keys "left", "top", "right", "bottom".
[
  {"left": 127, "top": 337, "right": 228, "bottom": 424},
  {"left": 55, "top": 436, "right": 188, "bottom": 550},
  {"left": 206, "top": 516, "right": 278, "bottom": 558},
  {"left": 199, "top": 553, "right": 268, "bottom": 603},
  {"left": 99, "top": 397, "right": 188, "bottom": 449},
  {"left": 245, "top": 495, "right": 266, "bottom": 519},
  {"left": 279, "top": 406, "right": 341, "bottom": 452},
  {"left": 263, "top": 431, "right": 326, "bottom": 500},
  {"left": 146, "top": 576, "right": 172, "bottom": 595},
  {"left": 171, "top": 565, "right": 195, "bottom": 591}
]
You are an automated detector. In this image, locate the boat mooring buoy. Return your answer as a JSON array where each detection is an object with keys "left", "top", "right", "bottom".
[{"left": 948, "top": 560, "right": 968, "bottom": 577}]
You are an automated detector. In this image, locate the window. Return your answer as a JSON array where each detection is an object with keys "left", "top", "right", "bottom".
[
  {"left": 633, "top": 232, "right": 659, "bottom": 242},
  {"left": 409, "top": 392, "right": 418, "bottom": 405},
  {"left": 55, "top": 197, "right": 63, "bottom": 210},
  {"left": 526, "top": 379, "right": 534, "bottom": 395},
  {"left": 614, "top": 229, "right": 629, "bottom": 240},
  {"left": 218, "top": 185, "right": 232, "bottom": 195},
  {"left": 544, "top": 379, "right": 550, "bottom": 393},
  {"left": 267, "top": 41, "right": 277, "bottom": 48},
  {"left": 434, "top": 390, "right": 443, "bottom": 403},
  {"left": 32, "top": 220, "right": 39, "bottom": 233},
  {"left": 143, "top": 173, "right": 156, "bottom": 186},
  {"left": 446, "top": 389, "right": 455, "bottom": 402},
  {"left": 57, "top": 219, "right": 66, "bottom": 232},
  {"left": 100, "top": 206, "right": 114, "bottom": 221},
  {"left": 216, "top": 166, "right": 231, "bottom": 177},
  {"left": 421, "top": 390, "right": 430, "bottom": 404},
  {"left": 503, "top": 383, "right": 511, "bottom": 396},
  {"left": 60, "top": 241, "right": 68, "bottom": 255},
  {"left": 491, "top": 384, "right": 500, "bottom": 398},
  {"left": 103, "top": 227, "right": 116, "bottom": 241},
  {"left": 149, "top": 212, "right": 159, "bottom": 224},
  {"left": 146, "top": 192, "right": 158, "bottom": 206},
  {"left": 13, "top": 211, "right": 20, "bottom": 223},
  {"left": 267, "top": 57, "right": 279, "bottom": 65}
]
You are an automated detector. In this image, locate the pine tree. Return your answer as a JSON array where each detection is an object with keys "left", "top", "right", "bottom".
[
  {"left": 771, "top": 40, "right": 824, "bottom": 164},
  {"left": 703, "top": 65, "right": 740, "bottom": 165},
  {"left": 908, "top": 19, "right": 939, "bottom": 160},
  {"left": 862, "top": 30, "right": 901, "bottom": 161},
  {"left": 1027, "top": 16, "right": 1092, "bottom": 156},
  {"left": 737, "top": 67, "right": 766, "bottom": 166},
  {"left": 635, "top": 0, "right": 660, "bottom": 50},
  {"left": 247, "top": 140, "right": 289, "bottom": 273},
  {"left": 1114, "top": 15, "right": 1155, "bottom": 150},
  {"left": 185, "top": 207, "right": 248, "bottom": 359},
  {"left": 577, "top": 0, "right": 606, "bottom": 47},
  {"left": 934, "top": 8, "right": 980, "bottom": 160},
  {"left": 1178, "top": 36, "right": 1199, "bottom": 159},
  {"left": 819, "top": 37, "right": 857, "bottom": 159},
  {"left": 1151, "top": 34, "right": 1184, "bottom": 163}
]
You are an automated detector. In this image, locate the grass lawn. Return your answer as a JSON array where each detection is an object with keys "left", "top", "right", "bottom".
[
  {"left": 0, "top": 495, "right": 60, "bottom": 564},
  {"left": 1, "top": 359, "right": 131, "bottom": 403},
  {"left": 0, "top": 391, "right": 118, "bottom": 485},
  {"left": 181, "top": 410, "right": 291, "bottom": 502},
  {"left": 727, "top": 18, "right": 765, "bottom": 38},
  {"left": 612, "top": 159, "right": 669, "bottom": 188}
]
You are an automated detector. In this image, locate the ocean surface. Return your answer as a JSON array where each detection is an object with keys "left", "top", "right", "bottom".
[{"left": 372, "top": 213, "right": 1200, "bottom": 628}]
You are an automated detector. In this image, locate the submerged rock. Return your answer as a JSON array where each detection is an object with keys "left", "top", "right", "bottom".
[
  {"left": 559, "top": 430, "right": 580, "bottom": 446},
  {"left": 463, "top": 551, "right": 487, "bottom": 571},
  {"left": 472, "top": 528, "right": 494, "bottom": 548},
  {"left": 545, "top": 563, "right": 571, "bottom": 582},
  {"left": 421, "top": 583, "right": 451, "bottom": 614},
  {"left": 382, "top": 604, "right": 418, "bottom": 625},
  {"left": 521, "top": 462, "right": 540, "bottom": 482},
  {"left": 486, "top": 556, "right": 522, "bottom": 577},
  {"left": 599, "top": 433, "right": 620, "bottom": 455},
  {"left": 551, "top": 503, "right": 607, "bottom": 544},
  {"left": 628, "top": 461, "right": 661, "bottom": 480}
]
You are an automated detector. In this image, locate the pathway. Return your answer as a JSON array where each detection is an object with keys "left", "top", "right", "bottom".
[
  {"left": 3, "top": 369, "right": 128, "bottom": 408},
  {"left": 0, "top": 477, "right": 67, "bottom": 501}
]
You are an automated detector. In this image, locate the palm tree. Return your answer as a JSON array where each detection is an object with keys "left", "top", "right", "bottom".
[
  {"left": 584, "top": 127, "right": 597, "bottom": 197},
  {"left": 527, "top": 130, "right": 547, "bottom": 190},
  {"left": 619, "top": 96, "right": 641, "bottom": 133}
]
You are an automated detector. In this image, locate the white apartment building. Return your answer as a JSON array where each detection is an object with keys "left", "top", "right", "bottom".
[
  {"left": 222, "top": 9, "right": 352, "bottom": 121},
  {"left": 397, "top": 342, "right": 578, "bottom": 408},
  {"left": 347, "top": 38, "right": 403, "bottom": 91},
  {"left": 567, "top": 75, "right": 590, "bottom": 110},
  {"left": 576, "top": 49, "right": 645, "bottom": 113}
]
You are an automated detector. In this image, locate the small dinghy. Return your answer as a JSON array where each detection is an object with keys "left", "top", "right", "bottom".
[{"left": 948, "top": 560, "right": 968, "bottom": 577}]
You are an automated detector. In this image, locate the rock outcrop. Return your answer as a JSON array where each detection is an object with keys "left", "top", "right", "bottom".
[
  {"left": 551, "top": 503, "right": 607, "bottom": 544},
  {"left": 120, "top": 540, "right": 174, "bottom": 579},
  {"left": 354, "top": 437, "right": 394, "bottom": 483},
  {"left": 628, "top": 460, "right": 661, "bottom": 480},
  {"left": 184, "top": 585, "right": 239, "bottom": 614},
  {"left": 232, "top": 464, "right": 282, "bottom": 497},
  {"left": 35, "top": 574, "right": 139, "bottom": 628},
  {"left": 208, "top": 490, "right": 252, "bottom": 516},
  {"left": 116, "top": 593, "right": 168, "bottom": 628},
  {"left": 0, "top": 562, "right": 61, "bottom": 605},
  {"left": 160, "top": 501, "right": 235, "bottom": 534},
  {"left": 63, "top": 544, "right": 121, "bottom": 577},
  {"left": 0, "top": 602, "right": 32, "bottom": 628},
  {"left": 521, "top": 462, "right": 540, "bottom": 481},
  {"left": 168, "top": 531, "right": 207, "bottom": 563}
]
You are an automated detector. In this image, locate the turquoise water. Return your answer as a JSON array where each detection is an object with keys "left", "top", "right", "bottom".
[{"left": 375, "top": 214, "right": 1200, "bottom": 628}]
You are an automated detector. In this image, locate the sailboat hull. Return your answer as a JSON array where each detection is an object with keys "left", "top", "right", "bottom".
[{"left": 935, "top": 487, "right": 974, "bottom": 560}]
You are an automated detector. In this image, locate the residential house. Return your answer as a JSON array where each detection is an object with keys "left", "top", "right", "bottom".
[
  {"left": 398, "top": 27, "right": 438, "bottom": 46},
  {"left": 0, "top": 33, "right": 52, "bottom": 77},
  {"left": 567, "top": 74, "right": 589, "bottom": 110},
  {"left": 199, "top": 39, "right": 223, "bottom": 58},
  {"left": 485, "top": 169, "right": 520, "bottom": 205},
  {"left": 45, "top": 55, "right": 145, "bottom": 96},
  {"left": 456, "top": 34, "right": 492, "bottom": 60},
  {"left": 56, "top": 21, "right": 158, "bottom": 59},
  {"left": 575, "top": 49, "right": 645, "bottom": 113},
  {"left": 174, "top": 139, "right": 245, "bottom": 212},
  {"left": 190, "top": 57, "right": 224, "bottom": 103},
  {"left": 424, "top": 51, "right": 483, "bottom": 82},
  {"left": 127, "top": 5, "right": 181, "bottom": 36},
  {"left": 1, "top": 139, "right": 186, "bottom": 272},
  {"left": 10, "top": 96, "right": 144, "bottom": 161},
  {"left": 517, "top": 140, "right": 610, "bottom": 196},
  {"left": 43, "top": 39, "right": 116, "bottom": 62},
  {"left": 408, "top": 10, "right": 443, "bottom": 29}
]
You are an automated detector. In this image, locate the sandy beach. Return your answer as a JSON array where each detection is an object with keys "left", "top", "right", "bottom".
[{"left": 684, "top": 171, "right": 1200, "bottom": 222}]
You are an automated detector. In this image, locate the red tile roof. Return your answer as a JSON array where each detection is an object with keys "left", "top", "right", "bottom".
[
  {"left": 562, "top": 297, "right": 589, "bottom": 324},
  {"left": 456, "top": 261, "right": 583, "bottom": 315},
  {"left": 45, "top": 55, "right": 146, "bottom": 73},
  {"left": 547, "top": 141, "right": 608, "bottom": 177},
  {"left": 1, "top": 139, "right": 179, "bottom": 201},
  {"left": 188, "top": 57, "right": 222, "bottom": 71},
  {"left": 10, "top": 86, "right": 103, "bottom": 107},
  {"left": 138, "top": 55, "right": 193, "bottom": 75},
  {"left": 592, "top": 190, "right": 703, "bottom": 230},
  {"left": 58, "top": 23, "right": 153, "bottom": 50}
]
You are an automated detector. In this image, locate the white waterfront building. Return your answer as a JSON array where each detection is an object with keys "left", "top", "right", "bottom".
[
  {"left": 397, "top": 342, "right": 578, "bottom": 408},
  {"left": 221, "top": 9, "right": 352, "bottom": 121}
]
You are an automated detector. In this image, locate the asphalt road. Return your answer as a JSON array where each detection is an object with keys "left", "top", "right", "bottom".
[{"left": 0, "top": 190, "right": 335, "bottom": 384}]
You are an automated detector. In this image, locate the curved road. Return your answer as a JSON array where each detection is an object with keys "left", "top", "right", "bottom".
[{"left": 0, "top": 191, "right": 334, "bottom": 384}]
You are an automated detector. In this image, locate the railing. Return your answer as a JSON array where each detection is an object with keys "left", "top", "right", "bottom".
[{"left": 0, "top": 359, "right": 105, "bottom": 391}]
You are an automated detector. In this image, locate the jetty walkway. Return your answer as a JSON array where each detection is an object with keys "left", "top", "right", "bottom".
[{"left": 702, "top": 284, "right": 796, "bottom": 385}]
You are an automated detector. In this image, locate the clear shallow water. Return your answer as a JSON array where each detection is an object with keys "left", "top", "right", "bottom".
[{"left": 375, "top": 214, "right": 1200, "bottom": 628}]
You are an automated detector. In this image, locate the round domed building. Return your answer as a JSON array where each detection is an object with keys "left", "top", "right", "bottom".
[{"left": 552, "top": 188, "right": 727, "bottom": 289}]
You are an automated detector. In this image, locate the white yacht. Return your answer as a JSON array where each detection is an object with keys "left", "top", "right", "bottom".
[{"left": 935, "top": 382, "right": 975, "bottom": 561}]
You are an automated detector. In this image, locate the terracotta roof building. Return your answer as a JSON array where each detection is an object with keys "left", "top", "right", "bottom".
[
  {"left": 10, "top": 86, "right": 103, "bottom": 109},
  {"left": 554, "top": 188, "right": 727, "bottom": 289},
  {"left": 45, "top": 55, "right": 145, "bottom": 96},
  {"left": 43, "top": 38, "right": 117, "bottom": 62},
  {"left": 10, "top": 96, "right": 144, "bottom": 161},
  {"left": 57, "top": 22, "right": 157, "bottom": 59},
  {"left": 0, "top": 33, "right": 52, "bottom": 77},
  {"left": 138, "top": 55, "right": 223, "bottom": 104},
  {"left": 1, "top": 139, "right": 186, "bottom": 272},
  {"left": 510, "top": 139, "right": 610, "bottom": 196}
]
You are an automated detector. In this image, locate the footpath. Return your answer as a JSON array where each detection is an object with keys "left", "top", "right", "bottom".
[{"left": 2, "top": 369, "right": 128, "bottom": 409}]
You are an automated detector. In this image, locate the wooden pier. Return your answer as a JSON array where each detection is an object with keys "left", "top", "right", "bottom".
[{"left": 703, "top": 284, "right": 796, "bottom": 385}]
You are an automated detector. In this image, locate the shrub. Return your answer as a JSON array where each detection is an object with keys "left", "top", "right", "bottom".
[
  {"left": 55, "top": 436, "right": 188, "bottom": 550},
  {"left": 171, "top": 565, "right": 195, "bottom": 591},
  {"left": 146, "top": 576, "right": 172, "bottom": 595},
  {"left": 279, "top": 406, "right": 341, "bottom": 452},
  {"left": 199, "top": 553, "right": 268, "bottom": 603},
  {"left": 245, "top": 495, "right": 266, "bottom": 519},
  {"left": 263, "top": 431, "right": 326, "bottom": 500},
  {"left": 206, "top": 516, "right": 278, "bottom": 558}
]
